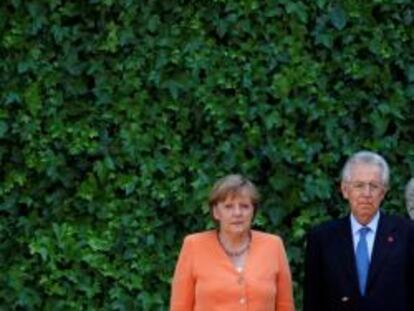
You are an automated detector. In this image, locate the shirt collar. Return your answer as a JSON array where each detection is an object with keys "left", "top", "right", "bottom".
[{"left": 350, "top": 210, "right": 380, "bottom": 235}]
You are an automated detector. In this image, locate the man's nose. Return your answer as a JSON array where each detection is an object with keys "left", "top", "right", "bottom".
[{"left": 361, "top": 184, "right": 373, "bottom": 196}]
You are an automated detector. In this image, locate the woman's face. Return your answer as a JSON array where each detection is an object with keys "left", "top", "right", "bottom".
[{"left": 213, "top": 193, "right": 254, "bottom": 236}]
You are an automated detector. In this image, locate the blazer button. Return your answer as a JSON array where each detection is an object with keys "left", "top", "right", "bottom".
[{"left": 341, "top": 296, "right": 349, "bottom": 302}]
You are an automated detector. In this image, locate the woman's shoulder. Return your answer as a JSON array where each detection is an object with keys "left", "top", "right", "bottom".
[
  {"left": 251, "top": 230, "right": 284, "bottom": 246},
  {"left": 183, "top": 230, "right": 217, "bottom": 244}
]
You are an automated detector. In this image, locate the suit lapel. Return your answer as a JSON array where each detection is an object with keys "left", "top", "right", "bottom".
[
  {"left": 367, "top": 214, "right": 397, "bottom": 290},
  {"left": 337, "top": 217, "right": 360, "bottom": 290}
]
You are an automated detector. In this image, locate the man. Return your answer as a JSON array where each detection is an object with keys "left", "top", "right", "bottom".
[
  {"left": 303, "top": 151, "right": 414, "bottom": 311},
  {"left": 405, "top": 178, "right": 414, "bottom": 220}
]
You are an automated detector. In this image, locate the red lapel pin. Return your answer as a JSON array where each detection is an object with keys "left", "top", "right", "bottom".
[{"left": 387, "top": 236, "right": 394, "bottom": 243}]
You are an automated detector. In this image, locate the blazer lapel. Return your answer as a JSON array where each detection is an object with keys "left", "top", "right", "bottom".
[
  {"left": 366, "top": 214, "right": 397, "bottom": 291},
  {"left": 337, "top": 217, "right": 360, "bottom": 290}
]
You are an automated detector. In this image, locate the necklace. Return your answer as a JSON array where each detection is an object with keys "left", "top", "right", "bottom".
[{"left": 218, "top": 232, "right": 251, "bottom": 257}]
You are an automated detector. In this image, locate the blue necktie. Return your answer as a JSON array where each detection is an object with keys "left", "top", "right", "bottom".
[{"left": 356, "top": 227, "right": 370, "bottom": 295}]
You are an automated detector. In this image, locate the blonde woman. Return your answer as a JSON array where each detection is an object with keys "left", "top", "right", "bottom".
[{"left": 170, "top": 174, "right": 295, "bottom": 311}]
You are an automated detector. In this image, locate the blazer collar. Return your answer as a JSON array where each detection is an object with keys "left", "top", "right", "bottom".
[
  {"left": 337, "top": 216, "right": 360, "bottom": 293},
  {"left": 366, "top": 213, "right": 398, "bottom": 290}
]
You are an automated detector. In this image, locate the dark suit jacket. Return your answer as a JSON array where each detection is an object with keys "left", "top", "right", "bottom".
[{"left": 303, "top": 213, "right": 414, "bottom": 311}]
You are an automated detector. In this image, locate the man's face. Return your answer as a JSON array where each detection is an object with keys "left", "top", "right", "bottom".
[{"left": 341, "top": 163, "right": 387, "bottom": 225}]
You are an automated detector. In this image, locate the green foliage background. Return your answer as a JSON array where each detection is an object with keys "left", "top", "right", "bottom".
[{"left": 1, "top": 0, "right": 414, "bottom": 309}]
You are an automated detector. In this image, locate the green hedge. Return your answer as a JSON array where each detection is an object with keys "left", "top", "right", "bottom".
[{"left": 1, "top": 0, "right": 414, "bottom": 309}]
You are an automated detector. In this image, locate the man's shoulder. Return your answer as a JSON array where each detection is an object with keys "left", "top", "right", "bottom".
[
  {"left": 308, "top": 217, "right": 348, "bottom": 237},
  {"left": 381, "top": 212, "right": 411, "bottom": 222},
  {"left": 380, "top": 212, "right": 414, "bottom": 230}
]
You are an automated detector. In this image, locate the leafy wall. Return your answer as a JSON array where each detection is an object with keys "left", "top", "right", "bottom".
[{"left": 1, "top": 0, "right": 414, "bottom": 309}]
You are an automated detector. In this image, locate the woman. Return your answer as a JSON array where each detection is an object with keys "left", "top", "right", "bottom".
[{"left": 170, "top": 174, "right": 295, "bottom": 311}]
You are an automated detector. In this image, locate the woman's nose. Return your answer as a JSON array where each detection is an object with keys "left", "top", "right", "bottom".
[{"left": 233, "top": 205, "right": 242, "bottom": 215}]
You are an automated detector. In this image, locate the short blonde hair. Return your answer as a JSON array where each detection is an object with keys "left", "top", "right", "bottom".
[{"left": 208, "top": 174, "right": 260, "bottom": 219}]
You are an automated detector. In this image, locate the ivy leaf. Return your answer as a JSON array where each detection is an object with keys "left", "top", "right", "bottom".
[
  {"left": 0, "top": 121, "right": 8, "bottom": 138},
  {"left": 406, "top": 64, "right": 414, "bottom": 82},
  {"left": 316, "top": 0, "right": 328, "bottom": 9},
  {"left": 147, "top": 14, "right": 160, "bottom": 33},
  {"left": 23, "top": 83, "right": 41, "bottom": 116},
  {"left": 330, "top": 5, "right": 347, "bottom": 30}
]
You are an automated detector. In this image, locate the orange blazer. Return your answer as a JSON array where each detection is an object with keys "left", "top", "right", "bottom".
[{"left": 170, "top": 230, "right": 295, "bottom": 311}]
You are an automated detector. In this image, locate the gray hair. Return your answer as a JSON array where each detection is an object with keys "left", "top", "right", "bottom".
[
  {"left": 341, "top": 151, "right": 390, "bottom": 186},
  {"left": 405, "top": 178, "right": 414, "bottom": 219}
]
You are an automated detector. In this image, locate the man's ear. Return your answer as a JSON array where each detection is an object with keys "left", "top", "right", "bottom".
[
  {"left": 379, "top": 185, "right": 388, "bottom": 200},
  {"left": 341, "top": 181, "right": 349, "bottom": 199}
]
